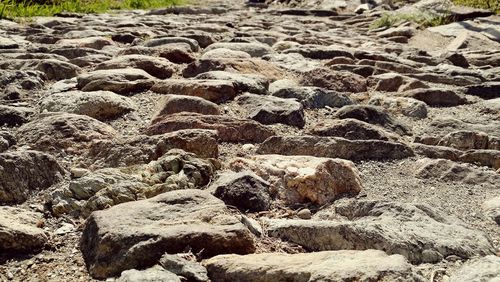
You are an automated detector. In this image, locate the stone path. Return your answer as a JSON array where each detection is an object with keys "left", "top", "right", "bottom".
[{"left": 0, "top": 0, "right": 499, "bottom": 281}]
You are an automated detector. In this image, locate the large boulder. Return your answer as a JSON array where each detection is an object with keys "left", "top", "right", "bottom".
[
  {"left": 80, "top": 189, "right": 256, "bottom": 278},
  {"left": 228, "top": 155, "right": 362, "bottom": 205},
  {"left": 0, "top": 150, "right": 66, "bottom": 204},
  {"left": 146, "top": 113, "right": 274, "bottom": 143},
  {"left": 267, "top": 200, "right": 495, "bottom": 263},
  {"left": 205, "top": 250, "right": 425, "bottom": 282},
  {"left": 258, "top": 136, "right": 414, "bottom": 161},
  {"left": 0, "top": 207, "right": 48, "bottom": 254}
]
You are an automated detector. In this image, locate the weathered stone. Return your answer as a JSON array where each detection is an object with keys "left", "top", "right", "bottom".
[
  {"left": 39, "top": 90, "right": 136, "bottom": 120},
  {"left": 204, "top": 42, "right": 272, "bottom": 57},
  {"left": 160, "top": 254, "right": 209, "bottom": 282},
  {"left": 271, "top": 86, "right": 352, "bottom": 109},
  {"left": 464, "top": 82, "right": 500, "bottom": 99},
  {"left": 229, "top": 155, "right": 362, "bottom": 205},
  {"left": 143, "top": 36, "right": 200, "bottom": 52},
  {"left": 0, "top": 105, "right": 35, "bottom": 126},
  {"left": 183, "top": 58, "right": 284, "bottom": 80},
  {"left": 267, "top": 199, "right": 495, "bottom": 263},
  {"left": 437, "top": 130, "right": 489, "bottom": 150},
  {"left": 56, "top": 36, "right": 114, "bottom": 50},
  {"left": 0, "top": 207, "right": 48, "bottom": 254},
  {"left": 482, "top": 196, "right": 500, "bottom": 225},
  {"left": 81, "top": 189, "right": 256, "bottom": 278},
  {"left": 209, "top": 171, "right": 271, "bottom": 212},
  {"left": 153, "top": 94, "right": 220, "bottom": 118},
  {"left": 76, "top": 69, "right": 155, "bottom": 95},
  {"left": 146, "top": 113, "right": 274, "bottom": 143},
  {"left": 334, "top": 105, "right": 410, "bottom": 135},
  {"left": 400, "top": 88, "right": 467, "bottom": 107},
  {"left": 449, "top": 255, "right": 500, "bottom": 282},
  {"left": 116, "top": 266, "right": 181, "bottom": 282},
  {"left": 458, "top": 149, "right": 500, "bottom": 169},
  {"left": 151, "top": 79, "right": 236, "bottom": 103},
  {"left": 205, "top": 250, "right": 425, "bottom": 282},
  {"left": 95, "top": 55, "right": 175, "bottom": 79},
  {"left": 308, "top": 119, "right": 396, "bottom": 141},
  {"left": 411, "top": 143, "right": 461, "bottom": 161},
  {"left": 0, "top": 150, "right": 66, "bottom": 204},
  {"left": 300, "top": 68, "right": 367, "bottom": 93},
  {"left": 196, "top": 71, "right": 269, "bottom": 94},
  {"left": 378, "top": 26, "right": 416, "bottom": 38},
  {"left": 368, "top": 95, "right": 428, "bottom": 119},
  {"left": 282, "top": 45, "right": 353, "bottom": 60},
  {"left": 258, "top": 136, "right": 414, "bottom": 161},
  {"left": 236, "top": 94, "right": 305, "bottom": 128},
  {"left": 201, "top": 48, "right": 251, "bottom": 60}
]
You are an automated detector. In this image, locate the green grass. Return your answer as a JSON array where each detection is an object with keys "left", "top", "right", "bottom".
[
  {"left": 370, "top": 12, "right": 452, "bottom": 29},
  {"left": 0, "top": 0, "right": 183, "bottom": 19},
  {"left": 452, "top": 0, "right": 499, "bottom": 13}
]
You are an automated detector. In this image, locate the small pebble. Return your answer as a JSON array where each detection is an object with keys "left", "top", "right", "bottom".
[{"left": 297, "top": 209, "right": 312, "bottom": 219}]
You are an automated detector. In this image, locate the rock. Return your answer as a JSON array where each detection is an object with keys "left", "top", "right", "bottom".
[
  {"left": 183, "top": 58, "right": 284, "bottom": 80},
  {"left": 458, "top": 149, "right": 500, "bottom": 169},
  {"left": 400, "top": 88, "right": 467, "bottom": 107},
  {"left": 271, "top": 86, "right": 352, "bottom": 109},
  {"left": 0, "top": 131, "right": 15, "bottom": 152},
  {"left": 282, "top": 45, "right": 353, "bottom": 60},
  {"left": 95, "top": 55, "right": 175, "bottom": 79},
  {"left": 151, "top": 79, "right": 236, "bottom": 104},
  {"left": 204, "top": 42, "right": 272, "bottom": 57},
  {"left": 334, "top": 105, "right": 410, "bottom": 135},
  {"left": 367, "top": 73, "right": 405, "bottom": 92},
  {"left": 0, "top": 150, "right": 66, "bottom": 204},
  {"left": 368, "top": 95, "right": 428, "bottom": 119},
  {"left": 449, "top": 255, "right": 500, "bottom": 282},
  {"left": 39, "top": 90, "right": 136, "bottom": 120},
  {"left": 482, "top": 196, "right": 500, "bottom": 225},
  {"left": 205, "top": 250, "right": 424, "bottom": 281},
  {"left": 153, "top": 94, "right": 220, "bottom": 117},
  {"left": 208, "top": 171, "right": 271, "bottom": 212},
  {"left": 0, "top": 105, "right": 35, "bottom": 126},
  {"left": 308, "top": 119, "right": 396, "bottom": 141},
  {"left": 236, "top": 94, "right": 305, "bottom": 128},
  {"left": 228, "top": 155, "right": 362, "bottom": 205},
  {"left": 16, "top": 113, "right": 117, "bottom": 154},
  {"left": 257, "top": 136, "right": 414, "bottom": 161},
  {"left": 160, "top": 254, "right": 209, "bottom": 282},
  {"left": 146, "top": 113, "right": 274, "bottom": 143},
  {"left": 411, "top": 143, "right": 461, "bottom": 161},
  {"left": 201, "top": 48, "right": 251, "bottom": 60},
  {"left": 143, "top": 36, "right": 200, "bottom": 52},
  {"left": 76, "top": 68, "right": 155, "bottom": 95},
  {"left": 195, "top": 71, "right": 269, "bottom": 94},
  {"left": 300, "top": 68, "right": 367, "bottom": 93},
  {"left": 116, "top": 266, "right": 181, "bottom": 282},
  {"left": 378, "top": 26, "right": 416, "bottom": 38},
  {"left": 464, "top": 82, "right": 500, "bottom": 99},
  {"left": 414, "top": 158, "right": 499, "bottom": 186},
  {"left": 80, "top": 189, "right": 255, "bottom": 278},
  {"left": 267, "top": 199, "right": 495, "bottom": 263},
  {"left": 297, "top": 209, "right": 312, "bottom": 219},
  {"left": 34, "top": 59, "right": 81, "bottom": 80},
  {"left": 56, "top": 36, "right": 113, "bottom": 50},
  {"left": 437, "top": 130, "right": 489, "bottom": 150},
  {"left": 0, "top": 207, "right": 48, "bottom": 254}
]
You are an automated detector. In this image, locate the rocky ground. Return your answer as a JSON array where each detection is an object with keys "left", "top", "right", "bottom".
[{"left": 0, "top": 0, "right": 499, "bottom": 281}]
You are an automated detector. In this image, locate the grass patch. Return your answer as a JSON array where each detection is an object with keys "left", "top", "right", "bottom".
[
  {"left": 370, "top": 12, "right": 452, "bottom": 29},
  {"left": 452, "top": 0, "right": 499, "bottom": 13},
  {"left": 0, "top": 0, "right": 183, "bottom": 19}
]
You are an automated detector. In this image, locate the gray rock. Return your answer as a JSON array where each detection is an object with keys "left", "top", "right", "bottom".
[
  {"left": 95, "top": 55, "right": 175, "bottom": 79},
  {"left": 271, "top": 86, "right": 352, "bottom": 109},
  {"left": 205, "top": 250, "right": 425, "bottom": 282},
  {"left": 39, "top": 90, "right": 136, "bottom": 120},
  {"left": 300, "top": 68, "right": 367, "bottom": 93},
  {"left": 0, "top": 105, "right": 35, "bottom": 126},
  {"left": 151, "top": 79, "right": 236, "bottom": 104},
  {"left": 267, "top": 199, "right": 495, "bottom": 263},
  {"left": 204, "top": 42, "right": 272, "bottom": 57},
  {"left": 282, "top": 45, "right": 353, "bottom": 60},
  {"left": 378, "top": 26, "right": 416, "bottom": 38},
  {"left": 400, "top": 88, "right": 467, "bottom": 107},
  {"left": 236, "top": 94, "right": 305, "bottom": 128},
  {"left": 201, "top": 48, "right": 251, "bottom": 60},
  {"left": 143, "top": 36, "right": 200, "bottom": 52},
  {"left": 209, "top": 171, "right": 271, "bottom": 212},
  {"left": 76, "top": 68, "right": 155, "bottom": 95},
  {"left": 308, "top": 118, "right": 397, "bottom": 141},
  {"left": 0, "top": 207, "right": 48, "bottom": 254},
  {"left": 437, "top": 130, "right": 490, "bottom": 150},
  {"left": 368, "top": 95, "right": 428, "bottom": 119},
  {"left": 160, "top": 254, "right": 209, "bottom": 282},
  {"left": 0, "top": 150, "right": 66, "bottom": 204},
  {"left": 80, "top": 189, "right": 256, "bottom": 279},
  {"left": 116, "top": 266, "right": 180, "bottom": 282},
  {"left": 195, "top": 71, "right": 269, "bottom": 94},
  {"left": 482, "top": 196, "right": 500, "bottom": 225},
  {"left": 464, "top": 82, "right": 500, "bottom": 99},
  {"left": 153, "top": 94, "right": 221, "bottom": 118},
  {"left": 449, "top": 255, "right": 500, "bottom": 282}
]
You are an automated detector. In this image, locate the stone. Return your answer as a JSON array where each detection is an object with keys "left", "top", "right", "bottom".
[
  {"left": 143, "top": 36, "right": 200, "bottom": 52},
  {"left": 458, "top": 149, "right": 500, "bottom": 170},
  {"left": 208, "top": 171, "right": 271, "bottom": 212},
  {"left": 449, "top": 255, "right": 500, "bottom": 282},
  {"left": 39, "top": 90, "right": 136, "bottom": 120},
  {"left": 205, "top": 250, "right": 425, "bottom": 282},
  {"left": 282, "top": 45, "right": 353, "bottom": 60},
  {"left": 204, "top": 42, "right": 272, "bottom": 57},
  {"left": 153, "top": 94, "right": 220, "bottom": 118},
  {"left": 0, "top": 105, "right": 35, "bottom": 126},
  {"left": 151, "top": 79, "right": 236, "bottom": 104},
  {"left": 297, "top": 209, "right": 312, "bottom": 219},
  {"left": 300, "top": 68, "right": 367, "bottom": 93},
  {"left": 334, "top": 105, "right": 410, "bottom": 135},
  {"left": 34, "top": 59, "right": 81, "bottom": 80},
  {"left": 367, "top": 73, "right": 405, "bottom": 92},
  {"left": 183, "top": 58, "right": 284, "bottom": 80},
  {"left": 76, "top": 68, "right": 155, "bottom": 95},
  {"left": 49, "top": 149, "right": 215, "bottom": 217},
  {"left": 271, "top": 86, "right": 352, "bottom": 109},
  {"left": 84, "top": 129, "right": 218, "bottom": 168},
  {"left": 236, "top": 94, "right": 305, "bottom": 128},
  {"left": 80, "top": 189, "right": 256, "bottom": 278},
  {"left": 16, "top": 113, "right": 117, "bottom": 154},
  {"left": 229, "top": 155, "right": 362, "bottom": 205},
  {"left": 437, "top": 130, "right": 489, "bottom": 150},
  {"left": 378, "top": 26, "right": 416, "bottom": 38},
  {"left": 267, "top": 199, "right": 495, "bottom": 263},
  {"left": 56, "top": 36, "right": 113, "bottom": 50},
  {"left": 0, "top": 150, "right": 66, "bottom": 204},
  {"left": 146, "top": 113, "right": 274, "bottom": 143},
  {"left": 414, "top": 158, "right": 499, "bottom": 186},
  {"left": 464, "top": 82, "right": 500, "bottom": 99},
  {"left": 201, "top": 48, "right": 251, "bottom": 60},
  {"left": 95, "top": 55, "right": 175, "bottom": 79},
  {"left": 0, "top": 131, "right": 15, "bottom": 153},
  {"left": 400, "top": 88, "right": 467, "bottom": 107},
  {"left": 308, "top": 119, "right": 396, "bottom": 141},
  {"left": 368, "top": 95, "right": 428, "bottom": 119},
  {"left": 411, "top": 143, "right": 461, "bottom": 161},
  {"left": 116, "top": 266, "right": 181, "bottom": 282},
  {"left": 0, "top": 207, "right": 48, "bottom": 254},
  {"left": 160, "top": 254, "right": 209, "bottom": 282},
  {"left": 195, "top": 71, "right": 269, "bottom": 94},
  {"left": 257, "top": 136, "right": 414, "bottom": 161},
  {"left": 482, "top": 196, "right": 500, "bottom": 225}
]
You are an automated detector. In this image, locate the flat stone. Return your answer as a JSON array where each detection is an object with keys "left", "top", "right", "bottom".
[
  {"left": 449, "top": 255, "right": 500, "bottom": 282},
  {"left": 400, "top": 88, "right": 467, "bottom": 107},
  {"left": 300, "top": 68, "right": 367, "bottom": 93},
  {"left": 308, "top": 118, "right": 397, "bottom": 141},
  {"left": 151, "top": 79, "right": 236, "bottom": 104},
  {"left": 80, "top": 189, "right": 256, "bottom": 278},
  {"left": 153, "top": 94, "right": 220, "bottom": 118},
  {"left": 482, "top": 196, "right": 500, "bottom": 225},
  {"left": 368, "top": 95, "right": 428, "bottom": 119},
  {"left": 271, "top": 85, "right": 353, "bottom": 109},
  {"left": 77, "top": 68, "right": 155, "bottom": 95},
  {"left": 334, "top": 105, "right": 410, "bottom": 135},
  {"left": 0, "top": 207, "right": 48, "bottom": 254},
  {"left": 464, "top": 82, "right": 500, "bottom": 99},
  {"left": 195, "top": 71, "right": 269, "bottom": 94},
  {"left": 95, "top": 55, "right": 175, "bottom": 79},
  {"left": 116, "top": 266, "right": 181, "bottom": 282},
  {"left": 143, "top": 36, "right": 200, "bottom": 52},
  {"left": 204, "top": 42, "right": 272, "bottom": 57},
  {"left": 160, "top": 254, "right": 209, "bottom": 282}
]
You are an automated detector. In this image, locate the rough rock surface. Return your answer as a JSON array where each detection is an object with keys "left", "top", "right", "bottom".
[
  {"left": 449, "top": 255, "right": 500, "bottom": 282},
  {"left": 81, "top": 189, "right": 255, "bottom": 278},
  {"left": 0, "top": 207, "right": 48, "bottom": 254}
]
